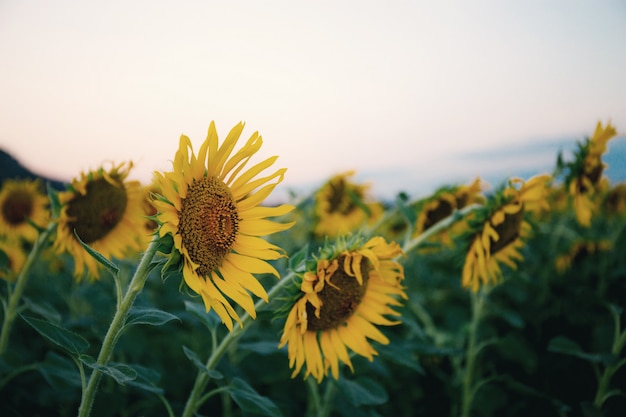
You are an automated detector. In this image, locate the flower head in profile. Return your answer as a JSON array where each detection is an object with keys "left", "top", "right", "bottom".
[
  {"left": 556, "top": 121, "right": 617, "bottom": 227},
  {"left": 278, "top": 235, "right": 406, "bottom": 382},
  {"left": 555, "top": 239, "right": 612, "bottom": 273},
  {"left": 412, "top": 178, "right": 485, "bottom": 245},
  {"left": 0, "top": 179, "right": 49, "bottom": 243},
  {"left": 604, "top": 182, "right": 626, "bottom": 217},
  {"left": 313, "top": 171, "right": 383, "bottom": 238},
  {"left": 0, "top": 239, "right": 26, "bottom": 282},
  {"left": 462, "top": 175, "right": 551, "bottom": 292},
  {"left": 53, "top": 162, "right": 145, "bottom": 280},
  {"left": 153, "top": 121, "right": 294, "bottom": 331}
]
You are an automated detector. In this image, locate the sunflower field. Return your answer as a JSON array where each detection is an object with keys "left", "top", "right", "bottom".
[{"left": 0, "top": 121, "right": 625, "bottom": 417}]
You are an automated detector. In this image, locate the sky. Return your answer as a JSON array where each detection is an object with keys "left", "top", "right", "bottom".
[{"left": 1, "top": 0, "right": 625, "bottom": 201}]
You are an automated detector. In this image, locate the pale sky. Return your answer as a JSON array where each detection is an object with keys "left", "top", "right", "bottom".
[{"left": 1, "top": 0, "right": 625, "bottom": 200}]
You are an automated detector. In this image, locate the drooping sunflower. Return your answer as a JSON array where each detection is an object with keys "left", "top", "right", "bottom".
[
  {"left": 556, "top": 121, "right": 617, "bottom": 227},
  {"left": 461, "top": 174, "right": 551, "bottom": 292},
  {"left": 153, "top": 121, "right": 294, "bottom": 331},
  {"left": 0, "top": 179, "right": 50, "bottom": 243},
  {"left": 412, "top": 178, "right": 485, "bottom": 248},
  {"left": 604, "top": 182, "right": 626, "bottom": 216},
  {"left": 0, "top": 239, "right": 26, "bottom": 282},
  {"left": 53, "top": 162, "right": 145, "bottom": 281},
  {"left": 313, "top": 171, "right": 383, "bottom": 239},
  {"left": 278, "top": 235, "right": 406, "bottom": 382},
  {"left": 555, "top": 239, "right": 612, "bottom": 273}
]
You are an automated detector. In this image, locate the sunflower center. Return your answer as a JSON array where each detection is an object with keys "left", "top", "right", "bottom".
[
  {"left": 306, "top": 255, "right": 369, "bottom": 331},
  {"left": 423, "top": 199, "right": 453, "bottom": 231},
  {"left": 489, "top": 206, "right": 524, "bottom": 255},
  {"left": 2, "top": 190, "right": 34, "bottom": 225},
  {"left": 327, "top": 179, "right": 360, "bottom": 215},
  {"left": 179, "top": 176, "right": 239, "bottom": 276},
  {"left": 67, "top": 178, "right": 128, "bottom": 244},
  {"left": 456, "top": 192, "right": 469, "bottom": 208},
  {"left": 584, "top": 154, "right": 604, "bottom": 183}
]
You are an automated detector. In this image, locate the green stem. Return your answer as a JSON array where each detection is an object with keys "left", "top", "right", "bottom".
[
  {"left": 305, "top": 378, "right": 322, "bottom": 417},
  {"left": 181, "top": 271, "right": 295, "bottom": 417},
  {"left": 0, "top": 222, "right": 56, "bottom": 355},
  {"left": 408, "top": 297, "right": 439, "bottom": 341},
  {"left": 460, "top": 288, "right": 487, "bottom": 417},
  {"left": 77, "top": 236, "right": 159, "bottom": 417},
  {"left": 594, "top": 327, "right": 626, "bottom": 408},
  {"left": 318, "top": 380, "right": 337, "bottom": 417},
  {"left": 402, "top": 205, "right": 479, "bottom": 256}
]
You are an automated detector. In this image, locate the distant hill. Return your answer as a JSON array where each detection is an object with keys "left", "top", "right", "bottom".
[{"left": 0, "top": 149, "right": 66, "bottom": 191}]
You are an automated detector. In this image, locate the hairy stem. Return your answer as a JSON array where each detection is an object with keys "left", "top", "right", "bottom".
[
  {"left": 77, "top": 236, "right": 159, "bottom": 417},
  {"left": 0, "top": 222, "right": 56, "bottom": 355}
]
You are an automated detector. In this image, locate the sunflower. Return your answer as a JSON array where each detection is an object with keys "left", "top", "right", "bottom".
[
  {"left": 278, "top": 235, "right": 406, "bottom": 382},
  {"left": 412, "top": 178, "right": 485, "bottom": 248},
  {"left": 462, "top": 174, "right": 551, "bottom": 292},
  {"left": 0, "top": 239, "right": 27, "bottom": 282},
  {"left": 153, "top": 121, "right": 294, "bottom": 331},
  {"left": 0, "top": 179, "right": 50, "bottom": 243},
  {"left": 556, "top": 121, "right": 617, "bottom": 227},
  {"left": 313, "top": 171, "right": 383, "bottom": 239},
  {"left": 604, "top": 182, "right": 626, "bottom": 216},
  {"left": 53, "top": 162, "right": 145, "bottom": 280},
  {"left": 555, "top": 239, "right": 612, "bottom": 273}
]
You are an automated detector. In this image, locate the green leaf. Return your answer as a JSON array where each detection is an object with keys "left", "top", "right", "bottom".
[
  {"left": 124, "top": 364, "right": 164, "bottom": 395},
  {"left": 288, "top": 244, "right": 309, "bottom": 273},
  {"left": 411, "top": 343, "right": 464, "bottom": 357},
  {"left": 182, "top": 346, "right": 223, "bottom": 380},
  {"left": 238, "top": 341, "right": 283, "bottom": 356},
  {"left": 126, "top": 307, "right": 180, "bottom": 327},
  {"left": 81, "top": 356, "right": 137, "bottom": 385},
  {"left": 38, "top": 351, "right": 82, "bottom": 389},
  {"left": 227, "top": 377, "right": 283, "bottom": 417},
  {"left": 21, "top": 315, "right": 89, "bottom": 355},
  {"left": 548, "top": 336, "right": 607, "bottom": 363},
  {"left": 184, "top": 300, "right": 222, "bottom": 331},
  {"left": 337, "top": 377, "right": 388, "bottom": 407},
  {"left": 46, "top": 182, "right": 62, "bottom": 218},
  {"left": 376, "top": 342, "right": 425, "bottom": 374},
  {"left": 396, "top": 197, "right": 417, "bottom": 232},
  {"left": 22, "top": 297, "right": 62, "bottom": 323},
  {"left": 72, "top": 230, "right": 119, "bottom": 278},
  {"left": 493, "top": 334, "right": 537, "bottom": 373},
  {"left": 492, "top": 305, "right": 525, "bottom": 328}
]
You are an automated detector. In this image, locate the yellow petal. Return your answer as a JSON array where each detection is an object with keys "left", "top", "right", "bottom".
[
  {"left": 223, "top": 132, "right": 262, "bottom": 181},
  {"left": 230, "top": 156, "right": 279, "bottom": 192},
  {"left": 220, "top": 259, "right": 269, "bottom": 302},
  {"left": 232, "top": 236, "right": 285, "bottom": 261},
  {"left": 226, "top": 252, "right": 279, "bottom": 277},
  {"left": 239, "top": 204, "right": 294, "bottom": 220},
  {"left": 215, "top": 122, "right": 245, "bottom": 178},
  {"left": 239, "top": 218, "right": 295, "bottom": 237},
  {"left": 232, "top": 168, "right": 287, "bottom": 201}
]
